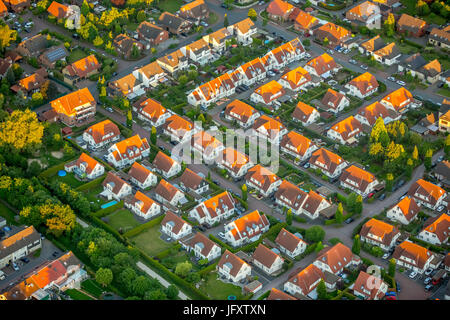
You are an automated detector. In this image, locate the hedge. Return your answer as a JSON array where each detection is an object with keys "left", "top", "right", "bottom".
[
  {"left": 75, "top": 175, "right": 105, "bottom": 191},
  {"left": 257, "top": 290, "right": 271, "bottom": 300},
  {"left": 209, "top": 234, "right": 234, "bottom": 252},
  {"left": 155, "top": 243, "right": 182, "bottom": 260},
  {"left": 90, "top": 215, "right": 127, "bottom": 244},
  {"left": 92, "top": 200, "right": 124, "bottom": 218},
  {"left": 123, "top": 215, "right": 165, "bottom": 238},
  {"left": 197, "top": 261, "right": 218, "bottom": 277},
  {"left": 408, "top": 236, "right": 447, "bottom": 253},
  {"left": 318, "top": 2, "right": 346, "bottom": 10}
]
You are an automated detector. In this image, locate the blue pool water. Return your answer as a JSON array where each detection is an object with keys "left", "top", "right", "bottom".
[
  {"left": 101, "top": 200, "right": 118, "bottom": 209},
  {"left": 58, "top": 170, "right": 67, "bottom": 177}
]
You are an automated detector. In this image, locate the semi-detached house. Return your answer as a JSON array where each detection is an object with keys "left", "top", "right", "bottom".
[
  {"left": 217, "top": 250, "right": 252, "bottom": 283},
  {"left": 280, "top": 131, "right": 318, "bottom": 162},
  {"left": 128, "top": 162, "right": 157, "bottom": 189},
  {"left": 224, "top": 210, "right": 270, "bottom": 247},
  {"left": 345, "top": 72, "right": 379, "bottom": 99},
  {"left": 64, "top": 153, "right": 105, "bottom": 180},
  {"left": 151, "top": 151, "right": 182, "bottom": 179},
  {"left": 393, "top": 240, "right": 437, "bottom": 274},
  {"left": 386, "top": 196, "right": 420, "bottom": 225},
  {"left": 161, "top": 211, "right": 192, "bottom": 240},
  {"left": 101, "top": 171, "right": 132, "bottom": 201},
  {"left": 106, "top": 134, "right": 150, "bottom": 169},
  {"left": 218, "top": 147, "right": 254, "bottom": 179},
  {"left": 50, "top": 88, "right": 96, "bottom": 126},
  {"left": 339, "top": 165, "right": 380, "bottom": 198},
  {"left": 407, "top": 179, "right": 447, "bottom": 211},
  {"left": 124, "top": 191, "right": 161, "bottom": 220},
  {"left": 82, "top": 120, "right": 120, "bottom": 150},
  {"left": 360, "top": 218, "right": 401, "bottom": 251},
  {"left": 132, "top": 97, "right": 172, "bottom": 127},
  {"left": 309, "top": 148, "right": 348, "bottom": 179},
  {"left": 252, "top": 243, "right": 284, "bottom": 275},
  {"left": 189, "top": 191, "right": 235, "bottom": 226},
  {"left": 304, "top": 53, "right": 339, "bottom": 79},
  {"left": 275, "top": 228, "right": 307, "bottom": 258},
  {"left": 245, "top": 164, "right": 282, "bottom": 197},
  {"left": 223, "top": 99, "right": 260, "bottom": 128},
  {"left": 418, "top": 214, "right": 450, "bottom": 245},
  {"left": 327, "top": 116, "right": 363, "bottom": 145}
]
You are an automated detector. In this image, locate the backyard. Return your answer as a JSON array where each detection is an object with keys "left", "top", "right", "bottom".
[
  {"left": 0, "top": 201, "right": 18, "bottom": 225},
  {"left": 81, "top": 184, "right": 109, "bottom": 206},
  {"left": 105, "top": 209, "right": 141, "bottom": 233},
  {"left": 157, "top": 0, "right": 184, "bottom": 13},
  {"left": 199, "top": 272, "right": 245, "bottom": 300},
  {"left": 65, "top": 289, "right": 94, "bottom": 300},
  {"left": 49, "top": 172, "right": 85, "bottom": 189},
  {"left": 67, "top": 49, "right": 88, "bottom": 64},
  {"left": 130, "top": 224, "right": 175, "bottom": 256}
]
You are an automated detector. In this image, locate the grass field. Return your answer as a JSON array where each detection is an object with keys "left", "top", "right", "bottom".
[
  {"left": 106, "top": 209, "right": 141, "bottom": 233},
  {"left": 437, "top": 88, "right": 450, "bottom": 98},
  {"left": 81, "top": 279, "right": 104, "bottom": 298},
  {"left": 199, "top": 272, "right": 245, "bottom": 300},
  {"left": 65, "top": 289, "right": 94, "bottom": 300},
  {"left": 157, "top": 0, "right": 184, "bottom": 13},
  {"left": 82, "top": 185, "right": 108, "bottom": 206},
  {"left": 49, "top": 172, "right": 85, "bottom": 189},
  {"left": 130, "top": 224, "right": 174, "bottom": 256},
  {"left": 67, "top": 49, "right": 88, "bottom": 64},
  {"left": 0, "top": 201, "right": 19, "bottom": 225}
]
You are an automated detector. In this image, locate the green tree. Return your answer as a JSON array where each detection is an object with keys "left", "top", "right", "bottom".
[
  {"left": 424, "top": 149, "right": 433, "bottom": 170},
  {"left": 224, "top": 14, "right": 229, "bottom": 27},
  {"left": 388, "top": 258, "right": 396, "bottom": 278},
  {"left": 335, "top": 203, "right": 344, "bottom": 224},
  {"left": 406, "top": 158, "right": 413, "bottom": 178},
  {"left": 323, "top": 37, "right": 329, "bottom": 46},
  {"left": 305, "top": 226, "right": 325, "bottom": 243},
  {"left": 412, "top": 145, "right": 419, "bottom": 161},
  {"left": 165, "top": 285, "right": 179, "bottom": 300},
  {"left": 352, "top": 234, "right": 361, "bottom": 255},
  {"left": 241, "top": 183, "right": 247, "bottom": 202},
  {"left": 151, "top": 126, "right": 157, "bottom": 145},
  {"left": 355, "top": 195, "right": 363, "bottom": 214},
  {"left": 317, "top": 279, "right": 328, "bottom": 300},
  {"left": 137, "top": 10, "right": 147, "bottom": 23},
  {"left": 175, "top": 261, "right": 192, "bottom": 278},
  {"left": 145, "top": 289, "right": 167, "bottom": 300},
  {"left": 444, "top": 135, "right": 450, "bottom": 156},
  {"left": 315, "top": 241, "right": 324, "bottom": 252},
  {"left": 81, "top": 0, "right": 90, "bottom": 16},
  {"left": 248, "top": 8, "right": 257, "bottom": 21},
  {"left": 386, "top": 173, "right": 394, "bottom": 192},
  {"left": 95, "top": 268, "right": 113, "bottom": 288},
  {"left": 286, "top": 208, "right": 292, "bottom": 226},
  {"left": 127, "top": 109, "right": 132, "bottom": 128}
]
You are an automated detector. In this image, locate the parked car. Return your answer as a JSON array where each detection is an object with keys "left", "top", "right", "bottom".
[
  {"left": 388, "top": 77, "right": 396, "bottom": 82},
  {"left": 12, "top": 262, "right": 19, "bottom": 271},
  {"left": 425, "top": 268, "right": 434, "bottom": 276},
  {"left": 327, "top": 49, "right": 334, "bottom": 55},
  {"left": 344, "top": 217, "right": 354, "bottom": 224},
  {"left": 360, "top": 64, "right": 368, "bottom": 70},
  {"left": 396, "top": 80, "right": 406, "bottom": 86},
  {"left": 349, "top": 59, "right": 357, "bottom": 65},
  {"left": 343, "top": 49, "right": 350, "bottom": 54},
  {"left": 218, "top": 232, "right": 225, "bottom": 238},
  {"left": 396, "top": 282, "right": 400, "bottom": 293},
  {"left": 0, "top": 270, "right": 5, "bottom": 280},
  {"left": 424, "top": 277, "right": 432, "bottom": 285},
  {"left": 437, "top": 205, "right": 445, "bottom": 212},
  {"left": 437, "top": 155, "right": 444, "bottom": 162},
  {"left": 425, "top": 284, "right": 433, "bottom": 291},
  {"left": 382, "top": 252, "right": 390, "bottom": 259},
  {"left": 327, "top": 80, "right": 338, "bottom": 86},
  {"left": 52, "top": 251, "right": 59, "bottom": 258},
  {"left": 378, "top": 193, "right": 386, "bottom": 201},
  {"left": 385, "top": 295, "right": 396, "bottom": 300},
  {"left": 408, "top": 271, "right": 418, "bottom": 279},
  {"left": 20, "top": 257, "right": 30, "bottom": 264},
  {"left": 221, "top": 3, "right": 228, "bottom": 8},
  {"left": 303, "top": 162, "right": 310, "bottom": 169}
]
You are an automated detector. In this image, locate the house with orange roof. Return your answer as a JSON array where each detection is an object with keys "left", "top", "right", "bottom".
[
  {"left": 124, "top": 191, "right": 161, "bottom": 220},
  {"left": 313, "top": 22, "right": 351, "bottom": 47},
  {"left": 62, "top": 54, "right": 101, "bottom": 85},
  {"left": 101, "top": 171, "right": 132, "bottom": 201},
  {"left": 304, "top": 53, "right": 339, "bottom": 79},
  {"left": 380, "top": 87, "right": 417, "bottom": 114},
  {"left": 360, "top": 218, "right": 400, "bottom": 251},
  {"left": 151, "top": 151, "right": 182, "bottom": 179},
  {"left": 267, "top": 288, "right": 297, "bottom": 300},
  {"left": 50, "top": 88, "right": 96, "bottom": 126},
  {"left": 345, "top": 1, "right": 381, "bottom": 30},
  {"left": 11, "top": 68, "right": 48, "bottom": 96},
  {"left": 393, "top": 240, "right": 437, "bottom": 273},
  {"left": 154, "top": 179, "right": 186, "bottom": 207},
  {"left": 252, "top": 115, "right": 287, "bottom": 143},
  {"left": 224, "top": 99, "right": 260, "bottom": 128},
  {"left": 292, "top": 101, "right": 320, "bottom": 126},
  {"left": 181, "top": 232, "right": 221, "bottom": 262},
  {"left": 266, "top": 0, "right": 294, "bottom": 21},
  {"left": 132, "top": 96, "right": 172, "bottom": 127},
  {"left": 224, "top": 210, "right": 270, "bottom": 247},
  {"left": 280, "top": 130, "right": 318, "bottom": 162},
  {"left": 263, "top": 38, "right": 305, "bottom": 70},
  {"left": 187, "top": 72, "right": 235, "bottom": 107},
  {"left": 387, "top": 196, "right": 420, "bottom": 225},
  {"left": 106, "top": 134, "right": 150, "bottom": 168},
  {"left": 218, "top": 147, "right": 254, "bottom": 179},
  {"left": 284, "top": 264, "right": 336, "bottom": 299},
  {"left": 275, "top": 228, "right": 307, "bottom": 258},
  {"left": 345, "top": 72, "right": 379, "bottom": 98},
  {"left": 309, "top": 147, "right": 348, "bottom": 179},
  {"left": 108, "top": 73, "right": 144, "bottom": 98},
  {"left": 293, "top": 10, "right": 319, "bottom": 35},
  {"left": 339, "top": 165, "right": 380, "bottom": 198},
  {"left": 439, "top": 108, "right": 450, "bottom": 133},
  {"left": 359, "top": 36, "right": 401, "bottom": 66},
  {"left": 278, "top": 65, "right": 312, "bottom": 92},
  {"left": 250, "top": 80, "right": 286, "bottom": 107},
  {"left": 0, "top": 0, "right": 8, "bottom": 18},
  {"left": 3, "top": 0, "right": 30, "bottom": 12},
  {"left": 355, "top": 101, "right": 400, "bottom": 128},
  {"left": 156, "top": 49, "right": 188, "bottom": 75},
  {"left": 327, "top": 116, "right": 363, "bottom": 145},
  {"left": 189, "top": 191, "right": 235, "bottom": 225},
  {"left": 428, "top": 25, "right": 450, "bottom": 50},
  {"left": 64, "top": 153, "right": 105, "bottom": 180},
  {"left": 229, "top": 18, "right": 257, "bottom": 45},
  {"left": 161, "top": 211, "right": 193, "bottom": 240},
  {"left": 235, "top": 57, "right": 267, "bottom": 86},
  {"left": 191, "top": 130, "right": 224, "bottom": 163},
  {"left": 320, "top": 88, "right": 350, "bottom": 114},
  {"left": 245, "top": 164, "right": 282, "bottom": 197},
  {"left": 82, "top": 119, "right": 120, "bottom": 149},
  {"left": 314, "top": 243, "right": 360, "bottom": 275},
  {"left": 352, "top": 270, "right": 388, "bottom": 300},
  {"left": 418, "top": 213, "right": 450, "bottom": 245},
  {"left": 0, "top": 226, "right": 41, "bottom": 269},
  {"left": 252, "top": 243, "right": 284, "bottom": 275},
  {"left": 163, "top": 114, "right": 197, "bottom": 142},
  {"left": 202, "top": 27, "right": 232, "bottom": 53},
  {"left": 397, "top": 13, "right": 427, "bottom": 37},
  {"left": 407, "top": 179, "right": 447, "bottom": 210},
  {"left": 179, "top": 0, "right": 209, "bottom": 21},
  {"left": 399, "top": 53, "right": 442, "bottom": 84},
  {"left": 217, "top": 250, "right": 252, "bottom": 283},
  {"left": 47, "top": 1, "right": 68, "bottom": 19},
  {"left": 181, "top": 38, "right": 214, "bottom": 65},
  {"left": 133, "top": 61, "right": 166, "bottom": 88},
  {"left": 127, "top": 162, "right": 157, "bottom": 189}
]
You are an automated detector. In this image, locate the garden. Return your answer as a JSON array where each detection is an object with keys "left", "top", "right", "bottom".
[
  {"left": 104, "top": 209, "right": 141, "bottom": 233},
  {"left": 129, "top": 224, "right": 176, "bottom": 257},
  {"left": 198, "top": 272, "right": 245, "bottom": 300}
]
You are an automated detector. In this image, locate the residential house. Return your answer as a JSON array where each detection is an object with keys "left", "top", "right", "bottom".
[
  {"left": 224, "top": 210, "right": 270, "bottom": 247},
  {"left": 133, "top": 61, "right": 166, "bottom": 89},
  {"left": 252, "top": 244, "right": 284, "bottom": 275},
  {"left": 387, "top": 196, "right": 421, "bottom": 225},
  {"left": 250, "top": 80, "right": 286, "bottom": 107},
  {"left": 360, "top": 218, "right": 401, "bottom": 251},
  {"left": 245, "top": 164, "right": 282, "bottom": 197},
  {"left": 292, "top": 101, "right": 320, "bottom": 126},
  {"left": 158, "top": 11, "right": 192, "bottom": 35},
  {"left": 124, "top": 191, "right": 161, "bottom": 220},
  {"left": 101, "top": 171, "right": 132, "bottom": 201},
  {"left": 0, "top": 0, "right": 6, "bottom": 18},
  {"left": 223, "top": 99, "right": 260, "bottom": 128},
  {"left": 154, "top": 179, "right": 186, "bottom": 207},
  {"left": 359, "top": 36, "right": 401, "bottom": 66},
  {"left": 352, "top": 271, "right": 388, "bottom": 300},
  {"left": 229, "top": 18, "right": 257, "bottom": 45},
  {"left": 0, "top": 226, "right": 41, "bottom": 269},
  {"left": 304, "top": 53, "right": 339, "bottom": 79},
  {"left": 151, "top": 151, "right": 182, "bottom": 179},
  {"left": 182, "top": 38, "right": 213, "bottom": 65},
  {"left": 313, "top": 22, "right": 351, "bottom": 47},
  {"left": 266, "top": 0, "right": 294, "bottom": 22},
  {"left": 433, "top": 160, "right": 450, "bottom": 187},
  {"left": 179, "top": 168, "right": 209, "bottom": 195},
  {"left": 327, "top": 116, "right": 364, "bottom": 145},
  {"left": 82, "top": 119, "right": 120, "bottom": 150},
  {"left": 293, "top": 10, "right": 319, "bottom": 35},
  {"left": 439, "top": 109, "right": 450, "bottom": 133},
  {"left": 64, "top": 153, "right": 105, "bottom": 180},
  {"left": 355, "top": 102, "right": 400, "bottom": 129},
  {"left": 339, "top": 165, "right": 380, "bottom": 198},
  {"left": 263, "top": 38, "right": 305, "bottom": 70},
  {"left": 202, "top": 27, "right": 232, "bottom": 54},
  {"left": 108, "top": 73, "right": 144, "bottom": 98},
  {"left": 218, "top": 147, "right": 254, "bottom": 179},
  {"left": 314, "top": 243, "right": 360, "bottom": 275},
  {"left": 320, "top": 88, "right": 350, "bottom": 114},
  {"left": 187, "top": 73, "right": 235, "bottom": 107},
  {"left": 136, "top": 22, "right": 169, "bottom": 48},
  {"left": 128, "top": 162, "right": 157, "bottom": 189},
  {"left": 106, "top": 134, "right": 150, "bottom": 168},
  {"left": 163, "top": 114, "right": 196, "bottom": 142},
  {"left": 428, "top": 25, "right": 450, "bottom": 50},
  {"left": 132, "top": 96, "right": 171, "bottom": 127},
  {"left": 345, "top": 72, "right": 379, "bottom": 99},
  {"left": 47, "top": 1, "right": 68, "bottom": 19},
  {"left": 309, "top": 148, "right": 348, "bottom": 179},
  {"left": 393, "top": 240, "right": 436, "bottom": 274},
  {"left": 11, "top": 68, "right": 48, "bottom": 96},
  {"left": 3, "top": 0, "right": 30, "bottom": 13},
  {"left": 346, "top": 1, "right": 382, "bottom": 30},
  {"left": 39, "top": 46, "right": 68, "bottom": 69},
  {"left": 278, "top": 66, "right": 312, "bottom": 92},
  {"left": 397, "top": 13, "right": 427, "bottom": 37},
  {"left": 252, "top": 115, "right": 287, "bottom": 144},
  {"left": 182, "top": 232, "right": 221, "bottom": 262},
  {"left": 407, "top": 179, "right": 447, "bottom": 211},
  {"left": 113, "top": 34, "right": 144, "bottom": 59},
  {"left": 179, "top": 0, "right": 209, "bottom": 22},
  {"left": 275, "top": 228, "right": 307, "bottom": 258},
  {"left": 398, "top": 53, "right": 442, "bottom": 84},
  {"left": 191, "top": 130, "right": 224, "bottom": 163},
  {"left": 217, "top": 250, "right": 252, "bottom": 283},
  {"left": 189, "top": 191, "right": 235, "bottom": 225},
  {"left": 16, "top": 34, "right": 47, "bottom": 57},
  {"left": 418, "top": 214, "right": 450, "bottom": 245},
  {"left": 62, "top": 54, "right": 101, "bottom": 85},
  {"left": 284, "top": 264, "right": 333, "bottom": 298},
  {"left": 0, "top": 57, "right": 12, "bottom": 80},
  {"left": 267, "top": 288, "right": 297, "bottom": 300},
  {"left": 235, "top": 58, "right": 266, "bottom": 86},
  {"left": 156, "top": 50, "right": 188, "bottom": 75},
  {"left": 50, "top": 88, "right": 96, "bottom": 126},
  {"left": 380, "top": 87, "right": 417, "bottom": 114},
  {"left": 280, "top": 131, "right": 318, "bottom": 162},
  {"left": 161, "top": 211, "right": 192, "bottom": 240}
]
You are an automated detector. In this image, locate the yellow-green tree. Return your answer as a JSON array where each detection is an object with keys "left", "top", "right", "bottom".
[
  {"left": 412, "top": 145, "right": 419, "bottom": 161},
  {"left": 0, "top": 25, "right": 17, "bottom": 52},
  {"left": 248, "top": 8, "right": 257, "bottom": 21},
  {"left": 385, "top": 141, "right": 405, "bottom": 161},
  {"left": 0, "top": 109, "right": 44, "bottom": 151}
]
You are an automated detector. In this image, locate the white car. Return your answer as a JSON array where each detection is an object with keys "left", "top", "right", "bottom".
[
  {"left": 408, "top": 271, "right": 418, "bottom": 279},
  {"left": 218, "top": 232, "right": 225, "bottom": 239},
  {"left": 437, "top": 205, "right": 445, "bottom": 212},
  {"left": 327, "top": 80, "right": 338, "bottom": 86},
  {"left": 396, "top": 80, "right": 406, "bottom": 86},
  {"left": 388, "top": 77, "right": 396, "bottom": 82},
  {"left": 12, "top": 262, "right": 19, "bottom": 271},
  {"left": 382, "top": 253, "right": 390, "bottom": 259},
  {"left": 424, "top": 268, "right": 433, "bottom": 276}
]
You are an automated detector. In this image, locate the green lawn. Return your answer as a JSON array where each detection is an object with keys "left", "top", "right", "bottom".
[
  {"left": 106, "top": 209, "right": 141, "bottom": 233},
  {"left": 130, "top": 224, "right": 174, "bottom": 256},
  {"left": 0, "top": 201, "right": 19, "bottom": 225},
  {"left": 65, "top": 289, "right": 94, "bottom": 300},
  {"left": 437, "top": 88, "right": 450, "bottom": 98},
  {"left": 208, "top": 12, "right": 218, "bottom": 25},
  {"left": 67, "top": 49, "right": 88, "bottom": 64},
  {"left": 81, "top": 279, "right": 104, "bottom": 298},
  {"left": 49, "top": 172, "right": 85, "bottom": 188},
  {"left": 199, "top": 272, "right": 245, "bottom": 300},
  {"left": 82, "top": 185, "right": 108, "bottom": 206},
  {"left": 157, "top": 0, "right": 184, "bottom": 13}
]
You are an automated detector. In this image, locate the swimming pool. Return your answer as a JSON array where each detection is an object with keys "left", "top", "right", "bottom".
[{"left": 101, "top": 200, "right": 118, "bottom": 209}]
